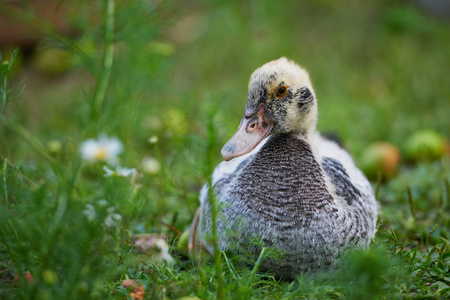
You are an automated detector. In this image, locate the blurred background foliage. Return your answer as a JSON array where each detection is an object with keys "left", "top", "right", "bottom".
[{"left": 0, "top": 0, "right": 449, "bottom": 298}]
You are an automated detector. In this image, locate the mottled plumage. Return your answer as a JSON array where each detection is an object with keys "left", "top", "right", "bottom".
[{"left": 193, "top": 57, "right": 378, "bottom": 279}]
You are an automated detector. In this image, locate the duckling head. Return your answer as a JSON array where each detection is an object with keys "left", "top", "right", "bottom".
[{"left": 222, "top": 57, "right": 318, "bottom": 161}]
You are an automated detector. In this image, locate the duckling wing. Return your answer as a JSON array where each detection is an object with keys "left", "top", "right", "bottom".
[
  {"left": 314, "top": 133, "right": 378, "bottom": 217},
  {"left": 322, "top": 156, "right": 361, "bottom": 205}
]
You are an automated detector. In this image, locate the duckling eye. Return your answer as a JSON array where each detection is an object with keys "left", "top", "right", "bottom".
[{"left": 275, "top": 86, "right": 288, "bottom": 98}]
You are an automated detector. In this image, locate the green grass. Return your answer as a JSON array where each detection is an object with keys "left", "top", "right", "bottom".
[{"left": 1, "top": 0, "right": 450, "bottom": 299}]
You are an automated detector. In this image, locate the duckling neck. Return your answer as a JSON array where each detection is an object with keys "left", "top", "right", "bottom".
[
  {"left": 228, "top": 133, "right": 333, "bottom": 226},
  {"left": 292, "top": 104, "right": 318, "bottom": 143},
  {"left": 293, "top": 130, "right": 314, "bottom": 144}
]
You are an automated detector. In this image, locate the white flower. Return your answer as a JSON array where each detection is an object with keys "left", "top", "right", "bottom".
[
  {"left": 97, "top": 199, "right": 108, "bottom": 206},
  {"left": 104, "top": 215, "right": 115, "bottom": 227},
  {"left": 79, "top": 133, "right": 123, "bottom": 165},
  {"left": 148, "top": 135, "right": 159, "bottom": 144},
  {"left": 103, "top": 166, "right": 137, "bottom": 177},
  {"left": 104, "top": 212, "right": 122, "bottom": 227},
  {"left": 141, "top": 157, "right": 161, "bottom": 175},
  {"left": 83, "top": 204, "right": 96, "bottom": 221}
]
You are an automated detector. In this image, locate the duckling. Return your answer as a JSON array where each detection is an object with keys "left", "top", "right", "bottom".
[{"left": 191, "top": 57, "right": 378, "bottom": 279}]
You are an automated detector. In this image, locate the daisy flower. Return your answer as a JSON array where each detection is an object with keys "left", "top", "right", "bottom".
[
  {"left": 97, "top": 199, "right": 108, "bottom": 206},
  {"left": 103, "top": 166, "right": 137, "bottom": 177},
  {"left": 104, "top": 206, "right": 122, "bottom": 227},
  {"left": 79, "top": 133, "right": 123, "bottom": 165},
  {"left": 104, "top": 213, "right": 122, "bottom": 227},
  {"left": 141, "top": 157, "right": 161, "bottom": 175},
  {"left": 83, "top": 204, "right": 96, "bottom": 221}
]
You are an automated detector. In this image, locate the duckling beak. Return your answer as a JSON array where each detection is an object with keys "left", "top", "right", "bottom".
[{"left": 221, "top": 103, "right": 273, "bottom": 161}]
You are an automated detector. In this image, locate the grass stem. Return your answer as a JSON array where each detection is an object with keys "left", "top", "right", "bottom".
[
  {"left": 249, "top": 247, "right": 267, "bottom": 285},
  {"left": 206, "top": 109, "right": 225, "bottom": 300},
  {"left": 222, "top": 251, "right": 237, "bottom": 279},
  {"left": 0, "top": 48, "right": 20, "bottom": 126},
  {"left": 2, "top": 158, "right": 7, "bottom": 207},
  {"left": 5, "top": 120, "right": 56, "bottom": 165},
  {"left": 91, "top": 0, "right": 115, "bottom": 121},
  {"left": 1, "top": 67, "right": 7, "bottom": 124},
  {"left": 0, "top": 160, "right": 22, "bottom": 274},
  {"left": 208, "top": 180, "right": 225, "bottom": 299},
  {"left": 425, "top": 224, "right": 438, "bottom": 253}
]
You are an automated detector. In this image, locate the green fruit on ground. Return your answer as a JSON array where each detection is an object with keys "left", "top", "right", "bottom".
[
  {"left": 361, "top": 142, "right": 401, "bottom": 180},
  {"left": 176, "top": 229, "right": 190, "bottom": 251},
  {"left": 404, "top": 130, "right": 445, "bottom": 162},
  {"left": 166, "top": 108, "right": 187, "bottom": 135}
]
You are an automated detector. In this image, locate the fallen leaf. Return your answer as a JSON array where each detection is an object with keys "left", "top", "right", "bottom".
[
  {"left": 24, "top": 272, "right": 34, "bottom": 282},
  {"left": 121, "top": 279, "right": 145, "bottom": 300},
  {"left": 121, "top": 279, "right": 137, "bottom": 289},
  {"left": 130, "top": 285, "right": 145, "bottom": 300},
  {"left": 14, "top": 272, "right": 34, "bottom": 283}
]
